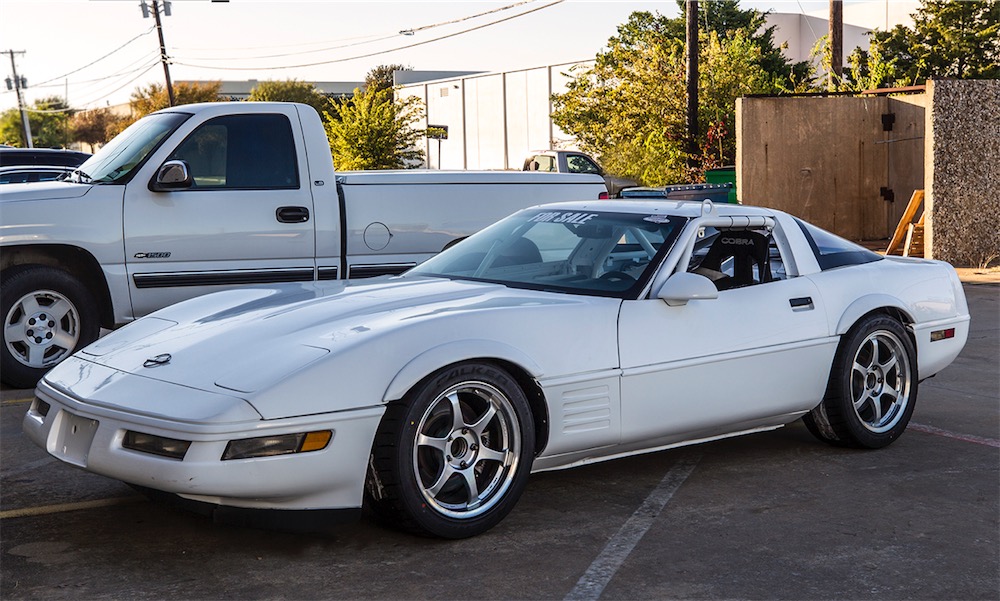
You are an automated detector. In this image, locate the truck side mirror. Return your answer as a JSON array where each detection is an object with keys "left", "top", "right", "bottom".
[
  {"left": 656, "top": 272, "right": 719, "bottom": 306},
  {"left": 151, "top": 160, "right": 193, "bottom": 191}
]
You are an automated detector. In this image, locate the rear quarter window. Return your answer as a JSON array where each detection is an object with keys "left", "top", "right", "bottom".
[{"left": 794, "top": 218, "right": 883, "bottom": 270}]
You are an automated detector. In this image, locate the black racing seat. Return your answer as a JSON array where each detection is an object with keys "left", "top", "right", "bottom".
[{"left": 697, "top": 230, "right": 772, "bottom": 290}]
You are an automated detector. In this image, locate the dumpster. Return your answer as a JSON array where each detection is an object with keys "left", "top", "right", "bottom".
[
  {"left": 620, "top": 182, "right": 735, "bottom": 204},
  {"left": 705, "top": 166, "right": 737, "bottom": 204}
]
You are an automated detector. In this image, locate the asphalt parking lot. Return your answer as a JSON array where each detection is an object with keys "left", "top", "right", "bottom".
[{"left": 1, "top": 281, "right": 997, "bottom": 600}]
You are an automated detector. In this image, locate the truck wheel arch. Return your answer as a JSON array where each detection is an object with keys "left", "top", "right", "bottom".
[{"left": 1, "top": 245, "right": 115, "bottom": 329}]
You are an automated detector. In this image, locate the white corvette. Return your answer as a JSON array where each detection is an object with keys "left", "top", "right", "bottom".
[{"left": 24, "top": 200, "right": 969, "bottom": 538}]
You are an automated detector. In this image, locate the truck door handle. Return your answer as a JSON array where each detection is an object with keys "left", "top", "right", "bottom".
[
  {"left": 789, "top": 297, "right": 814, "bottom": 310},
  {"left": 276, "top": 206, "right": 310, "bottom": 223}
]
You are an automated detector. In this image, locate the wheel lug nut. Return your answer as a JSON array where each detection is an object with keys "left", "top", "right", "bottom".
[
  {"left": 26, "top": 330, "right": 34, "bottom": 337},
  {"left": 460, "top": 461, "right": 467, "bottom": 469},
  {"left": 48, "top": 321, "right": 55, "bottom": 327},
  {"left": 446, "top": 455, "right": 452, "bottom": 461},
  {"left": 39, "top": 314, "right": 46, "bottom": 320},
  {"left": 28, "top": 318, "right": 36, "bottom": 325},
  {"left": 471, "top": 443, "right": 479, "bottom": 451},
  {"left": 46, "top": 333, "right": 53, "bottom": 339},
  {"left": 35, "top": 337, "right": 43, "bottom": 344},
  {"left": 462, "top": 428, "right": 468, "bottom": 435}
]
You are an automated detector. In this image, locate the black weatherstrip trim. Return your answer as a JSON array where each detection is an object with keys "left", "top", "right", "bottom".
[
  {"left": 348, "top": 264, "right": 415, "bottom": 278},
  {"left": 335, "top": 179, "right": 349, "bottom": 280},
  {"left": 318, "top": 267, "right": 339, "bottom": 281},
  {"left": 133, "top": 269, "right": 315, "bottom": 289}
]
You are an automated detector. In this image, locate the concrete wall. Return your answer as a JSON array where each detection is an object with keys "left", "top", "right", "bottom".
[
  {"left": 925, "top": 79, "right": 1000, "bottom": 266},
  {"left": 737, "top": 95, "right": 921, "bottom": 240}
]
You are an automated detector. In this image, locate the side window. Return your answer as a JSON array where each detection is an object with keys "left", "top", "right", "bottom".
[
  {"left": 566, "top": 154, "right": 601, "bottom": 175},
  {"left": 533, "top": 155, "right": 556, "bottom": 172},
  {"left": 169, "top": 114, "right": 299, "bottom": 189},
  {"left": 687, "top": 227, "right": 786, "bottom": 291}
]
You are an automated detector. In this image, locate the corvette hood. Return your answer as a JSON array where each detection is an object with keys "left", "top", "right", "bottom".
[{"left": 62, "top": 276, "right": 613, "bottom": 417}]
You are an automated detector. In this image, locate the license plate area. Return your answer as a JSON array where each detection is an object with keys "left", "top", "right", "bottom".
[{"left": 53, "top": 410, "right": 99, "bottom": 467}]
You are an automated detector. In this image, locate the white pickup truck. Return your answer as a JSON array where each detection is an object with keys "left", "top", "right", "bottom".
[{"left": 0, "top": 102, "right": 605, "bottom": 387}]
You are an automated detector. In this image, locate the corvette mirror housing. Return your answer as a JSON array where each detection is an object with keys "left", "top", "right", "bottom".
[{"left": 656, "top": 272, "right": 719, "bottom": 306}]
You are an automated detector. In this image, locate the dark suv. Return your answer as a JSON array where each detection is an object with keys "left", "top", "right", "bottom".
[{"left": 0, "top": 148, "right": 91, "bottom": 167}]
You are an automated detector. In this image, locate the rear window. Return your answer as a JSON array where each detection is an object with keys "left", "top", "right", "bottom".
[{"left": 794, "top": 218, "right": 883, "bottom": 270}]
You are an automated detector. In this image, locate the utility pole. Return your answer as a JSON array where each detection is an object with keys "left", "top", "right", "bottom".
[
  {"left": 829, "top": 0, "right": 843, "bottom": 90},
  {"left": 4, "top": 50, "right": 33, "bottom": 148},
  {"left": 142, "top": 1, "right": 175, "bottom": 106},
  {"left": 685, "top": 0, "right": 699, "bottom": 168}
]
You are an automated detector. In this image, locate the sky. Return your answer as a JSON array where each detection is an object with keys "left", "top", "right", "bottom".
[{"left": 0, "top": 0, "right": 920, "bottom": 113}]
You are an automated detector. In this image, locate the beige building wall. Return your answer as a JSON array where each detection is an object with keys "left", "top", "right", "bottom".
[{"left": 924, "top": 79, "right": 1000, "bottom": 266}]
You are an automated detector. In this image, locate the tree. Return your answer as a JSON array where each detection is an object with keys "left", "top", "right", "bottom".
[
  {"left": 105, "top": 80, "right": 224, "bottom": 137},
  {"left": 0, "top": 96, "right": 71, "bottom": 148},
  {"left": 246, "top": 79, "right": 334, "bottom": 120},
  {"left": 325, "top": 86, "right": 424, "bottom": 170},
  {"left": 365, "top": 63, "right": 410, "bottom": 92},
  {"left": 69, "top": 108, "right": 126, "bottom": 151},
  {"left": 846, "top": 0, "right": 999, "bottom": 88},
  {"left": 552, "top": 8, "right": 800, "bottom": 186}
]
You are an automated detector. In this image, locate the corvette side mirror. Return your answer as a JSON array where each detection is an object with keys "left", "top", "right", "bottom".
[{"left": 656, "top": 272, "right": 719, "bottom": 306}]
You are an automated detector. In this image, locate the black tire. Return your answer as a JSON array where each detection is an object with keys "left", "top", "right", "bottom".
[
  {"left": 804, "top": 314, "right": 917, "bottom": 449},
  {"left": 365, "top": 361, "right": 535, "bottom": 538},
  {"left": 1, "top": 265, "right": 100, "bottom": 388}
]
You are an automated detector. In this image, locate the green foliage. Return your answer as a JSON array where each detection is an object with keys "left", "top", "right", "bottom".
[
  {"left": 325, "top": 86, "right": 424, "bottom": 170},
  {"left": 246, "top": 79, "right": 334, "bottom": 119},
  {"left": 129, "top": 81, "right": 223, "bottom": 118},
  {"left": 846, "top": 0, "right": 999, "bottom": 88},
  {"left": 69, "top": 108, "right": 126, "bottom": 151},
  {"left": 365, "top": 64, "right": 410, "bottom": 93},
  {"left": 0, "top": 96, "right": 71, "bottom": 148},
  {"left": 552, "top": 7, "right": 799, "bottom": 186}
]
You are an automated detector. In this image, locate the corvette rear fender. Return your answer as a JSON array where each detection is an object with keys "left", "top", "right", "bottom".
[
  {"left": 382, "top": 339, "right": 545, "bottom": 403},
  {"left": 835, "top": 294, "right": 915, "bottom": 336}
]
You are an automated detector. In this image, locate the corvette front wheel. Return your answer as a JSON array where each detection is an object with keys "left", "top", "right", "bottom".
[
  {"left": 366, "top": 362, "right": 534, "bottom": 538},
  {"left": 804, "top": 314, "right": 917, "bottom": 449}
]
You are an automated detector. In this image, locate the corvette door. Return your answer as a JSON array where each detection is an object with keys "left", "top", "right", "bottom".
[{"left": 617, "top": 229, "right": 838, "bottom": 446}]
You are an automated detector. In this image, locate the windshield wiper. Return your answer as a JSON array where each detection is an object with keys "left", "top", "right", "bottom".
[{"left": 69, "top": 168, "right": 93, "bottom": 183}]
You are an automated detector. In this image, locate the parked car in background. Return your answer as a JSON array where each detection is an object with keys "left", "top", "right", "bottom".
[
  {"left": 0, "top": 165, "right": 76, "bottom": 184},
  {"left": 0, "top": 102, "right": 606, "bottom": 388},
  {"left": 23, "top": 199, "right": 969, "bottom": 539},
  {"left": 0, "top": 147, "right": 91, "bottom": 167},
  {"left": 523, "top": 149, "right": 638, "bottom": 197}
]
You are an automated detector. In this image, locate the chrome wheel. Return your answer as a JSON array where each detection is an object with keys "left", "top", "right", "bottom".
[
  {"left": 4, "top": 289, "right": 81, "bottom": 369},
  {"left": 412, "top": 381, "right": 521, "bottom": 519},
  {"left": 850, "top": 330, "right": 912, "bottom": 434}
]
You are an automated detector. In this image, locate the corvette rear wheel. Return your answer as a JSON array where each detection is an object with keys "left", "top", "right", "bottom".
[
  {"left": 804, "top": 314, "right": 917, "bottom": 449},
  {"left": 366, "top": 362, "right": 534, "bottom": 538}
]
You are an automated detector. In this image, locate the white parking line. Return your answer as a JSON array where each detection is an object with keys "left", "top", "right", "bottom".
[
  {"left": 909, "top": 422, "right": 1000, "bottom": 448},
  {"left": 0, "top": 496, "right": 146, "bottom": 520},
  {"left": 564, "top": 453, "right": 701, "bottom": 601}
]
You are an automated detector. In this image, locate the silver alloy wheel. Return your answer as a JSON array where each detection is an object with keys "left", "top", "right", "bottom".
[
  {"left": 4, "top": 289, "right": 81, "bottom": 369},
  {"left": 850, "top": 329, "right": 912, "bottom": 433},
  {"left": 412, "top": 381, "right": 521, "bottom": 519}
]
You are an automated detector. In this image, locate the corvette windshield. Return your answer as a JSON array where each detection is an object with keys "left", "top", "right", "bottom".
[
  {"left": 75, "top": 112, "right": 190, "bottom": 184},
  {"left": 409, "top": 209, "right": 686, "bottom": 298}
]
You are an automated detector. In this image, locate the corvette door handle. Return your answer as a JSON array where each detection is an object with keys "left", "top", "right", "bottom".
[
  {"left": 789, "top": 297, "right": 814, "bottom": 310},
  {"left": 276, "top": 206, "right": 310, "bottom": 223}
]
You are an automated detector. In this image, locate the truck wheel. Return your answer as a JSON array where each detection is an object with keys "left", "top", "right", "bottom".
[
  {"left": 1, "top": 266, "right": 100, "bottom": 388},
  {"left": 366, "top": 361, "right": 534, "bottom": 538},
  {"left": 804, "top": 314, "right": 917, "bottom": 449}
]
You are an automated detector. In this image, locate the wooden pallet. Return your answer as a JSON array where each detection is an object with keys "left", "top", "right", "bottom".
[{"left": 886, "top": 190, "right": 925, "bottom": 257}]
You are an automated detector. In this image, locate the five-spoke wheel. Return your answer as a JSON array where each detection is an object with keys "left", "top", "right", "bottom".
[
  {"left": 804, "top": 314, "right": 917, "bottom": 448},
  {"left": 366, "top": 362, "right": 534, "bottom": 538}
]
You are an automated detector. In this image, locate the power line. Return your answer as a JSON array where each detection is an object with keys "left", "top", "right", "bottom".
[
  {"left": 173, "top": 0, "right": 565, "bottom": 72},
  {"left": 73, "top": 61, "right": 162, "bottom": 109},
  {"left": 23, "top": 51, "right": 161, "bottom": 90},
  {"left": 32, "top": 27, "right": 155, "bottom": 88}
]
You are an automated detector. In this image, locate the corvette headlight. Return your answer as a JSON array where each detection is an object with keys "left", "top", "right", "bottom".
[
  {"left": 222, "top": 430, "right": 332, "bottom": 460},
  {"left": 123, "top": 431, "right": 191, "bottom": 460}
]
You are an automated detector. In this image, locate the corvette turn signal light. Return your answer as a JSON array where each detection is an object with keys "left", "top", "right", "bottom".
[{"left": 222, "top": 430, "right": 332, "bottom": 460}]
